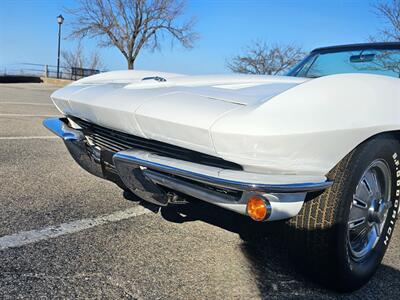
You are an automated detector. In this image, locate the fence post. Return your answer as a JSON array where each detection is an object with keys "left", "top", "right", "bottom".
[{"left": 44, "top": 65, "right": 49, "bottom": 78}]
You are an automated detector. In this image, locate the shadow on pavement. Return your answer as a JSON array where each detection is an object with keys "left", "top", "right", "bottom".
[{"left": 124, "top": 193, "right": 400, "bottom": 299}]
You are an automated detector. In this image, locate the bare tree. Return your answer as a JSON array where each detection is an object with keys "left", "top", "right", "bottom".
[
  {"left": 372, "top": 0, "right": 400, "bottom": 41},
  {"left": 62, "top": 42, "right": 105, "bottom": 70},
  {"left": 66, "top": 0, "right": 198, "bottom": 69},
  {"left": 367, "top": 51, "right": 400, "bottom": 76},
  {"left": 227, "top": 41, "right": 305, "bottom": 75},
  {"left": 351, "top": 50, "right": 400, "bottom": 78}
]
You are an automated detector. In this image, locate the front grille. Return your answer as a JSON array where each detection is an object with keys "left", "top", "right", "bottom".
[{"left": 69, "top": 116, "right": 243, "bottom": 171}]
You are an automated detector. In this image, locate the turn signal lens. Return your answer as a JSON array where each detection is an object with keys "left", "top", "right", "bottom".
[{"left": 246, "top": 196, "right": 269, "bottom": 221}]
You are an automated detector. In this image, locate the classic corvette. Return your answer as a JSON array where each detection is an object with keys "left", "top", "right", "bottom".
[{"left": 44, "top": 42, "right": 400, "bottom": 291}]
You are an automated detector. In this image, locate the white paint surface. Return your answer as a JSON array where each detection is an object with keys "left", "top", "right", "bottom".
[{"left": 51, "top": 71, "right": 400, "bottom": 176}]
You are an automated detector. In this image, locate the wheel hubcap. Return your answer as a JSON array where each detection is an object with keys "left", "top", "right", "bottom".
[{"left": 347, "top": 159, "right": 392, "bottom": 260}]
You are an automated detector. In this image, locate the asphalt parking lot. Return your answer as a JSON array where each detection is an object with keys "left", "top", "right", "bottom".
[{"left": 0, "top": 83, "right": 399, "bottom": 299}]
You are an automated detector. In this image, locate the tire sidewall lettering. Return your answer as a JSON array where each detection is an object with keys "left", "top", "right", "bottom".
[{"left": 385, "top": 152, "right": 400, "bottom": 246}]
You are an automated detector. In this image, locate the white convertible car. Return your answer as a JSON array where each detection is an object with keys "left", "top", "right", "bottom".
[{"left": 44, "top": 42, "right": 400, "bottom": 291}]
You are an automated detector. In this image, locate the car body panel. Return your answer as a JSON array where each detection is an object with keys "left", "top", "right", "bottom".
[
  {"left": 51, "top": 70, "right": 400, "bottom": 177},
  {"left": 51, "top": 71, "right": 307, "bottom": 155},
  {"left": 211, "top": 73, "right": 400, "bottom": 175}
]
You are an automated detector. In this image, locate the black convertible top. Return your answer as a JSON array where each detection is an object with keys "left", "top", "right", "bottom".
[{"left": 312, "top": 42, "right": 400, "bottom": 53}]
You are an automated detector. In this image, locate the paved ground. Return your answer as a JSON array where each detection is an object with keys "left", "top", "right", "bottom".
[{"left": 0, "top": 83, "right": 399, "bottom": 299}]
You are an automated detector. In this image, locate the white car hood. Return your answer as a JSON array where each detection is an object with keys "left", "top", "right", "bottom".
[{"left": 51, "top": 70, "right": 308, "bottom": 154}]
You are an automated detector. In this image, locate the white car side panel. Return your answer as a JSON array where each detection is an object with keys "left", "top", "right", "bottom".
[{"left": 211, "top": 73, "right": 400, "bottom": 175}]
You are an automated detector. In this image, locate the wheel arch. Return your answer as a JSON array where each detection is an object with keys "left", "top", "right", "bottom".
[{"left": 326, "top": 129, "right": 400, "bottom": 177}]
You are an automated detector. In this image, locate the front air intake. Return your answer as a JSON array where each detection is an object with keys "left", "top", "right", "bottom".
[{"left": 68, "top": 116, "right": 243, "bottom": 171}]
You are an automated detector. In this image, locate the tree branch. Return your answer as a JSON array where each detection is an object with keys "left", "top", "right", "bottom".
[
  {"left": 227, "top": 41, "right": 305, "bottom": 75},
  {"left": 65, "top": 0, "right": 198, "bottom": 69}
]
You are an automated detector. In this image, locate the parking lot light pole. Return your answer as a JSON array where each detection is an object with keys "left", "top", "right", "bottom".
[{"left": 56, "top": 14, "right": 64, "bottom": 79}]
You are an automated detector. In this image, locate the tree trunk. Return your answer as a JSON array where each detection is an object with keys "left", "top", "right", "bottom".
[{"left": 127, "top": 59, "right": 134, "bottom": 70}]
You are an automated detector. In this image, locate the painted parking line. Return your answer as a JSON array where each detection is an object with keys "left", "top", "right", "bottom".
[
  {"left": 0, "top": 114, "right": 59, "bottom": 117},
  {"left": 0, "top": 136, "right": 59, "bottom": 140},
  {"left": 0, "top": 206, "right": 152, "bottom": 251},
  {"left": 0, "top": 102, "right": 53, "bottom": 106}
]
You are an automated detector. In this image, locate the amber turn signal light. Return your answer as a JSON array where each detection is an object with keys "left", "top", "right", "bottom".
[{"left": 246, "top": 195, "right": 270, "bottom": 221}]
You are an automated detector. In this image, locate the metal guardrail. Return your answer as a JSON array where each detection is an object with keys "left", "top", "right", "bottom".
[
  {"left": 71, "top": 67, "right": 100, "bottom": 80},
  {"left": 1, "top": 63, "right": 101, "bottom": 80}
]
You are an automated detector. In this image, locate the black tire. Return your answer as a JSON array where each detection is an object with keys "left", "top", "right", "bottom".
[{"left": 287, "top": 134, "right": 399, "bottom": 292}]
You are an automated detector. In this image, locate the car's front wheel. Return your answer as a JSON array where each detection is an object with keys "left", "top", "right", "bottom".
[{"left": 288, "top": 134, "right": 399, "bottom": 291}]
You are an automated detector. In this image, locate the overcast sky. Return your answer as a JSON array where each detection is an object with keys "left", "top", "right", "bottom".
[{"left": 0, "top": 0, "right": 391, "bottom": 74}]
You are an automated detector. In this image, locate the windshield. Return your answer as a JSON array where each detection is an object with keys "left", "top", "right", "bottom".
[{"left": 289, "top": 48, "right": 400, "bottom": 78}]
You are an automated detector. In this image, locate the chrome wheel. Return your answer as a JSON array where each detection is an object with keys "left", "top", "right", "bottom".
[{"left": 347, "top": 159, "right": 392, "bottom": 261}]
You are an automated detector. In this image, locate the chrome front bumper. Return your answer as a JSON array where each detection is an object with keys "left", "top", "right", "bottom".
[{"left": 44, "top": 118, "right": 332, "bottom": 221}]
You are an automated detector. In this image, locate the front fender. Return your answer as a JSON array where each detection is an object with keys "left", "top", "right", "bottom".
[{"left": 211, "top": 73, "right": 400, "bottom": 176}]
